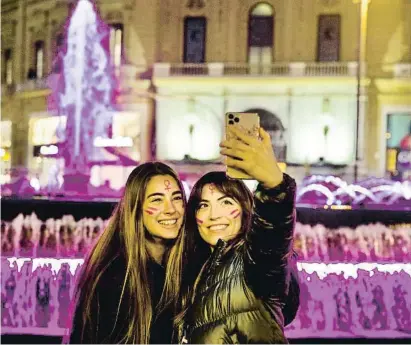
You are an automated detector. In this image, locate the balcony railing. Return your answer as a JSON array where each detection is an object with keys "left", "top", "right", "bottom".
[
  {"left": 15, "top": 78, "right": 49, "bottom": 92},
  {"left": 1, "top": 84, "right": 16, "bottom": 97},
  {"left": 154, "top": 62, "right": 360, "bottom": 78},
  {"left": 9, "top": 62, "right": 409, "bottom": 95},
  {"left": 12, "top": 64, "right": 148, "bottom": 94}
]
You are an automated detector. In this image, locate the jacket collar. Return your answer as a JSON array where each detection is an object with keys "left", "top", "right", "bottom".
[{"left": 209, "top": 239, "right": 228, "bottom": 267}]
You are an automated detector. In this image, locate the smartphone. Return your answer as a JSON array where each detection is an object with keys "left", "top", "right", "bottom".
[{"left": 225, "top": 112, "right": 260, "bottom": 179}]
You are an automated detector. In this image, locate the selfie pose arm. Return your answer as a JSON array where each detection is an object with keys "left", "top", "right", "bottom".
[{"left": 220, "top": 126, "right": 296, "bottom": 302}]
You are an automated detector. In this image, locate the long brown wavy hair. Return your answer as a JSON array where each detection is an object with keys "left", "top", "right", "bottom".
[
  {"left": 176, "top": 171, "right": 254, "bottom": 328},
  {"left": 66, "top": 162, "right": 187, "bottom": 344}
]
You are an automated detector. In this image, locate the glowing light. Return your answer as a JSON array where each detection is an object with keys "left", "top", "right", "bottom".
[
  {"left": 93, "top": 136, "right": 133, "bottom": 148},
  {"left": 296, "top": 184, "right": 335, "bottom": 205},
  {"left": 30, "top": 177, "right": 41, "bottom": 191},
  {"left": 156, "top": 99, "right": 222, "bottom": 161},
  {"left": 298, "top": 175, "right": 411, "bottom": 206},
  {"left": 398, "top": 151, "right": 411, "bottom": 164},
  {"left": 39, "top": 145, "right": 59, "bottom": 155}
]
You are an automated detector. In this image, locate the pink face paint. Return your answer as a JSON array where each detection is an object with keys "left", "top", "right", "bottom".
[
  {"left": 196, "top": 218, "right": 203, "bottom": 224},
  {"left": 145, "top": 206, "right": 159, "bottom": 215},
  {"left": 164, "top": 180, "right": 171, "bottom": 191},
  {"left": 230, "top": 209, "right": 241, "bottom": 219}
]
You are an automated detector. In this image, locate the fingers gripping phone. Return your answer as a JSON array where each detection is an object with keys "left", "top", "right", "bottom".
[{"left": 225, "top": 112, "right": 260, "bottom": 179}]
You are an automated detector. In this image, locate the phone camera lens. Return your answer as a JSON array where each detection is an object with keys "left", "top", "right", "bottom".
[
  {"left": 234, "top": 117, "right": 240, "bottom": 123},
  {"left": 228, "top": 120, "right": 234, "bottom": 125},
  {"left": 228, "top": 114, "right": 234, "bottom": 119}
]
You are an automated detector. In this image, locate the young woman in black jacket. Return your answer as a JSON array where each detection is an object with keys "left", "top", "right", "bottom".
[
  {"left": 64, "top": 162, "right": 187, "bottom": 344},
  {"left": 176, "top": 126, "right": 298, "bottom": 344}
]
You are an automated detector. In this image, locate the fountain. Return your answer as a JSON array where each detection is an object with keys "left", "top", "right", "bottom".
[{"left": 50, "top": 0, "right": 117, "bottom": 195}]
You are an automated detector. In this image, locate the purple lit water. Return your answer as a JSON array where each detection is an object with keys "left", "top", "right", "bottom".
[
  {"left": 1, "top": 257, "right": 411, "bottom": 338},
  {"left": 1, "top": 212, "right": 411, "bottom": 338}
]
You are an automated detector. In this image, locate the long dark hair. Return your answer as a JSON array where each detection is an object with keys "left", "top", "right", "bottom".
[
  {"left": 66, "top": 162, "right": 187, "bottom": 344},
  {"left": 176, "top": 171, "right": 254, "bottom": 327}
]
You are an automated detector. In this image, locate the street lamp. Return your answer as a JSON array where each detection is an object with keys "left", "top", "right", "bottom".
[{"left": 353, "top": 0, "right": 370, "bottom": 182}]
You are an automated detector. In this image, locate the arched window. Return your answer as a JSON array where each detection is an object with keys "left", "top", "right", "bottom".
[{"left": 248, "top": 3, "right": 274, "bottom": 72}]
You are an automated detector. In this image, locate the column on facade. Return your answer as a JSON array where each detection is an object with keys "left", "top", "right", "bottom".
[
  {"left": 44, "top": 10, "right": 52, "bottom": 75},
  {"left": 403, "top": 0, "right": 411, "bottom": 61},
  {"left": 10, "top": 98, "right": 27, "bottom": 168},
  {"left": 15, "top": 0, "right": 26, "bottom": 83},
  {"left": 25, "top": 27, "right": 34, "bottom": 80}
]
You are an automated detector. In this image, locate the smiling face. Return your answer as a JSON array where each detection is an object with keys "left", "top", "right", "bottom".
[
  {"left": 195, "top": 183, "right": 243, "bottom": 247},
  {"left": 142, "top": 175, "right": 184, "bottom": 241}
]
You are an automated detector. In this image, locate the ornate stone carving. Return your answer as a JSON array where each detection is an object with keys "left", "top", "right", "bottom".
[
  {"left": 1, "top": 22, "right": 14, "bottom": 45},
  {"left": 319, "top": 0, "right": 341, "bottom": 6},
  {"left": 124, "top": 0, "right": 135, "bottom": 10},
  {"left": 31, "top": 8, "right": 44, "bottom": 18},
  {"left": 33, "top": 26, "right": 46, "bottom": 41},
  {"left": 105, "top": 11, "right": 123, "bottom": 22}
]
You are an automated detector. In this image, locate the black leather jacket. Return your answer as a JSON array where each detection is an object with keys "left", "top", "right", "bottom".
[{"left": 181, "top": 174, "right": 297, "bottom": 344}]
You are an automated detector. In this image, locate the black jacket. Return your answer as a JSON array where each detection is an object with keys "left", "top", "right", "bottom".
[
  {"left": 67, "top": 255, "right": 173, "bottom": 344},
  {"left": 182, "top": 174, "right": 297, "bottom": 344}
]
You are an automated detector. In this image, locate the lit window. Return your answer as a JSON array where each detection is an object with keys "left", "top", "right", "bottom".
[
  {"left": 31, "top": 116, "right": 67, "bottom": 145},
  {"left": 110, "top": 24, "right": 123, "bottom": 69},
  {"left": 35, "top": 40, "right": 45, "bottom": 79}
]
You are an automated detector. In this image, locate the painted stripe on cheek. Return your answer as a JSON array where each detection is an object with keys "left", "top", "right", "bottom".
[
  {"left": 145, "top": 210, "right": 154, "bottom": 215},
  {"left": 230, "top": 209, "right": 241, "bottom": 219},
  {"left": 196, "top": 218, "right": 203, "bottom": 224}
]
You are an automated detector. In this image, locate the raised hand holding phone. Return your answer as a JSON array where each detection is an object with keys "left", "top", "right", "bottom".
[{"left": 220, "top": 126, "right": 284, "bottom": 189}]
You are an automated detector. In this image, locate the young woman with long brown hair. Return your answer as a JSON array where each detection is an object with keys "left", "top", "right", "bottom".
[{"left": 65, "top": 162, "right": 186, "bottom": 344}]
